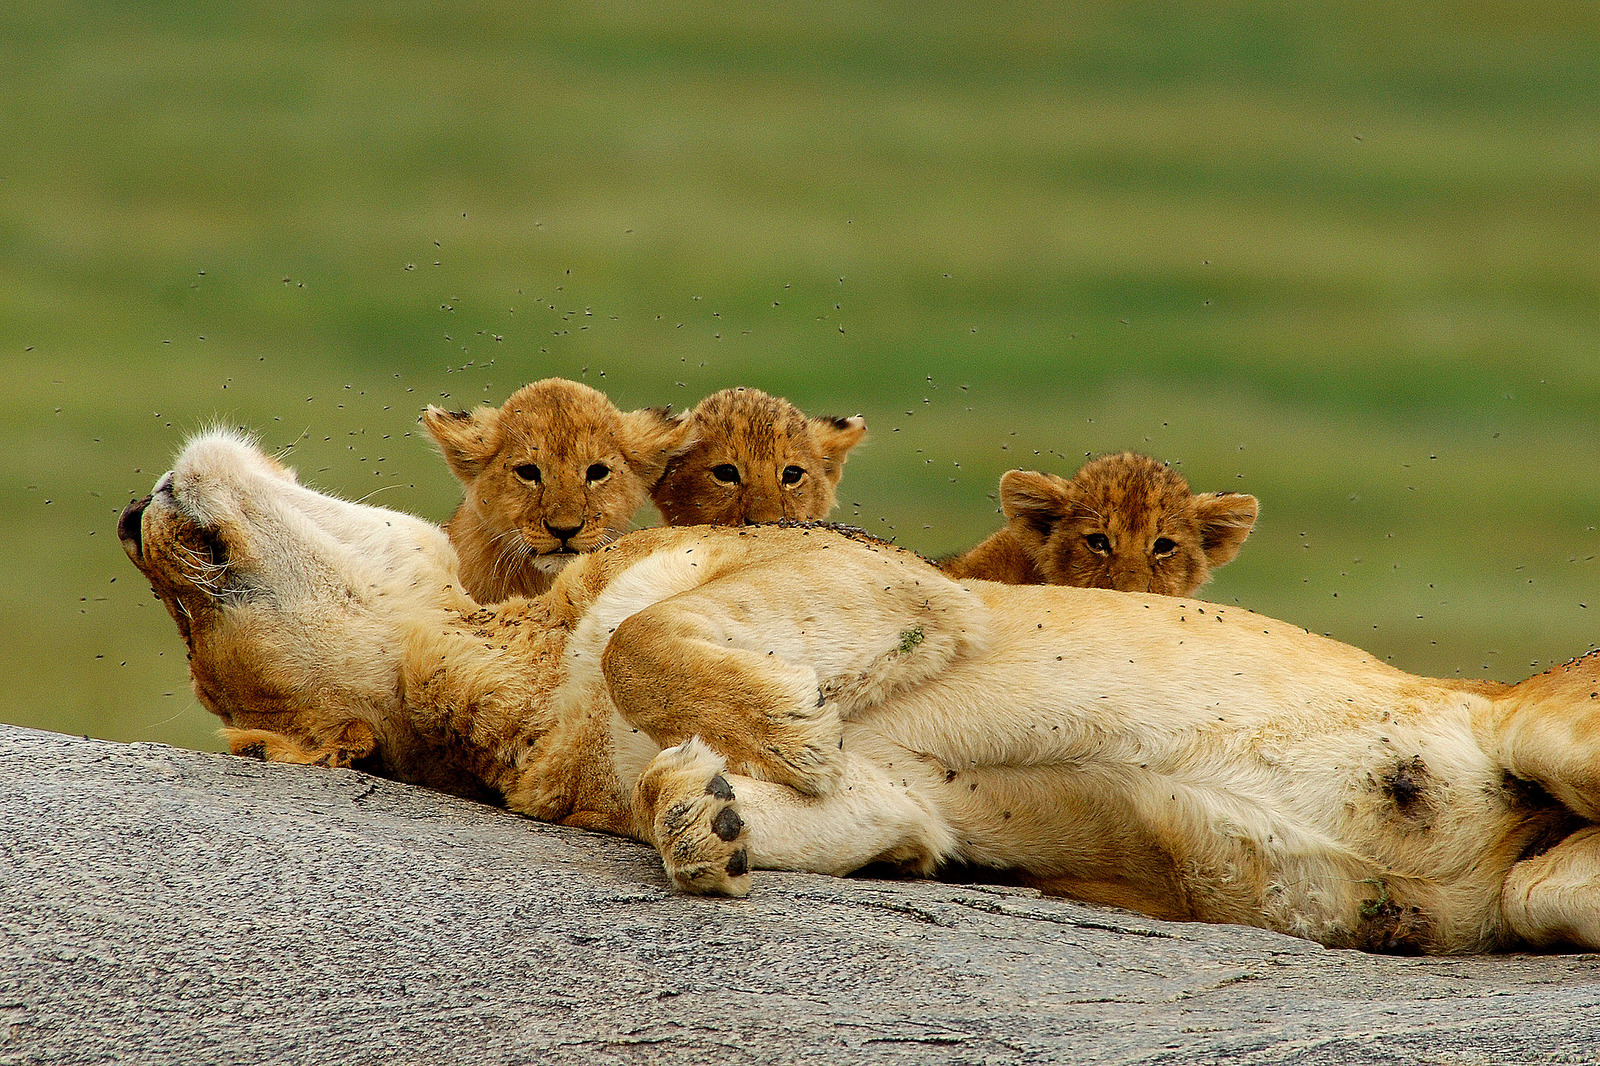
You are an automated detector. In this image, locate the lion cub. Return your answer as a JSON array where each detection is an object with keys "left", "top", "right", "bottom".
[
  {"left": 939, "top": 451, "right": 1258, "bottom": 596},
  {"left": 651, "top": 387, "right": 867, "bottom": 527},
  {"left": 423, "top": 378, "right": 694, "bottom": 604}
]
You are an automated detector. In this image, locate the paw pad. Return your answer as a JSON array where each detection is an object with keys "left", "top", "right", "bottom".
[{"left": 712, "top": 807, "right": 744, "bottom": 841}]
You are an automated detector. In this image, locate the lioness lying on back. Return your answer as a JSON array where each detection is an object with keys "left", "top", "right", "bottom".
[
  {"left": 122, "top": 431, "right": 1600, "bottom": 955},
  {"left": 652, "top": 387, "right": 867, "bottom": 527},
  {"left": 422, "top": 378, "right": 694, "bottom": 604},
  {"left": 940, "top": 451, "right": 1258, "bottom": 596}
]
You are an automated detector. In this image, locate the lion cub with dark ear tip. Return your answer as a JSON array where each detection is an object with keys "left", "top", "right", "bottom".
[
  {"left": 423, "top": 378, "right": 695, "bottom": 604},
  {"left": 651, "top": 386, "right": 867, "bottom": 527},
  {"left": 939, "top": 451, "right": 1258, "bottom": 596}
]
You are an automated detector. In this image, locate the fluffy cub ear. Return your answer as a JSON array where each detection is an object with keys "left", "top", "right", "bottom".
[
  {"left": 999, "top": 469, "right": 1072, "bottom": 536},
  {"left": 1193, "top": 492, "right": 1259, "bottom": 568},
  {"left": 619, "top": 406, "right": 697, "bottom": 485},
  {"left": 222, "top": 720, "right": 377, "bottom": 769},
  {"left": 421, "top": 405, "right": 501, "bottom": 484},
  {"left": 809, "top": 414, "right": 867, "bottom": 483}
]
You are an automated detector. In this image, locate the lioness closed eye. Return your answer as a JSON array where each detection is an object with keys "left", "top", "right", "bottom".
[
  {"left": 940, "top": 451, "right": 1257, "bottom": 596},
  {"left": 423, "top": 378, "right": 695, "bottom": 604},
  {"left": 123, "top": 431, "right": 1600, "bottom": 955},
  {"left": 651, "top": 386, "right": 866, "bottom": 527}
]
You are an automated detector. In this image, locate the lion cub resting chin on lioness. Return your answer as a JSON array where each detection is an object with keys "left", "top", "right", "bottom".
[
  {"left": 422, "top": 378, "right": 694, "bottom": 604},
  {"left": 940, "top": 451, "right": 1258, "bottom": 597},
  {"left": 427, "top": 381, "right": 866, "bottom": 604},
  {"left": 122, "top": 431, "right": 1600, "bottom": 955},
  {"left": 651, "top": 386, "right": 867, "bottom": 527}
]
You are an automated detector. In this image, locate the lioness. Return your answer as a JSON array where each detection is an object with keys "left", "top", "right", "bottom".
[
  {"left": 940, "top": 452, "right": 1258, "bottom": 596},
  {"left": 422, "top": 378, "right": 694, "bottom": 604},
  {"left": 120, "top": 431, "right": 1600, "bottom": 954},
  {"left": 651, "top": 387, "right": 867, "bottom": 527}
]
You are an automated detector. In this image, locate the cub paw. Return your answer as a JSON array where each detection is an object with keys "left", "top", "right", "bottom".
[{"left": 637, "top": 738, "right": 753, "bottom": 897}]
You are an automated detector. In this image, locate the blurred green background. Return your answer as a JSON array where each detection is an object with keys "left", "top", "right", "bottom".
[{"left": 2, "top": 1, "right": 1594, "bottom": 754}]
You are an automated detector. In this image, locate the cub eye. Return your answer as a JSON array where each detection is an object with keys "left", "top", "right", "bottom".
[
  {"left": 710, "top": 464, "right": 741, "bottom": 485},
  {"left": 1152, "top": 537, "right": 1178, "bottom": 558},
  {"left": 586, "top": 463, "right": 611, "bottom": 482},
  {"left": 513, "top": 464, "right": 542, "bottom": 484},
  {"left": 781, "top": 465, "right": 805, "bottom": 486},
  {"left": 1085, "top": 533, "right": 1111, "bottom": 555}
]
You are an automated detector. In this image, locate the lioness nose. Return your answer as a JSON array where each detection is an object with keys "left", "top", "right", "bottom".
[
  {"left": 544, "top": 522, "right": 582, "bottom": 541},
  {"left": 117, "top": 495, "right": 152, "bottom": 553}
]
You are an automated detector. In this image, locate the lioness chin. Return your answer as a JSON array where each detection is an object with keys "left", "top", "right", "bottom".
[{"left": 121, "top": 431, "right": 1600, "bottom": 955}]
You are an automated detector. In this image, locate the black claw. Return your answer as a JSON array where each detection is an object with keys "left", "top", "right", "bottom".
[
  {"left": 238, "top": 744, "right": 266, "bottom": 761},
  {"left": 815, "top": 688, "right": 826, "bottom": 707},
  {"left": 726, "top": 849, "right": 749, "bottom": 877},
  {"left": 712, "top": 807, "right": 744, "bottom": 841},
  {"left": 707, "top": 774, "right": 734, "bottom": 800}
]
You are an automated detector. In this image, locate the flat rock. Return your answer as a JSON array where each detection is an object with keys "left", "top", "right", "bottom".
[{"left": 2, "top": 724, "right": 1596, "bottom": 1065}]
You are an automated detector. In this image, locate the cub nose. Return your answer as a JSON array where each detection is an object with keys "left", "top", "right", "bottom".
[{"left": 544, "top": 522, "right": 582, "bottom": 542}]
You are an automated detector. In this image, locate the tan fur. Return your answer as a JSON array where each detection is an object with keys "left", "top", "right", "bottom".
[
  {"left": 651, "top": 387, "right": 866, "bottom": 526},
  {"left": 122, "top": 432, "right": 1600, "bottom": 954},
  {"left": 941, "top": 452, "right": 1258, "bottom": 596},
  {"left": 422, "top": 379, "right": 694, "bottom": 604}
]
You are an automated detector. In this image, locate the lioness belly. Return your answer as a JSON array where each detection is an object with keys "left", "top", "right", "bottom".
[
  {"left": 854, "top": 583, "right": 1545, "bottom": 951},
  {"left": 914, "top": 757, "right": 1355, "bottom": 932},
  {"left": 878, "top": 744, "right": 1540, "bottom": 951}
]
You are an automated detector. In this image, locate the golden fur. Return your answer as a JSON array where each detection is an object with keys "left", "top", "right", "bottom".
[
  {"left": 422, "top": 379, "right": 694, "bottom": 604},
  {"left": 651, "top": 387, "right": 866, "bottom": 526},
  {"left": 121, "top": 431, "right": 1600, "bottom": 954},
  {"left": 940, "top": 452, "right": 1258, "bottom": 595}
]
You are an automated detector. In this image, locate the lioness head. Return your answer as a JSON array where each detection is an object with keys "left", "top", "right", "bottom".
[
  {"left": 651, "top": 387, "right": 867, "bottom": 527},
  {"left": 1000, "top": 452, "right": 1258, "bottom": 596},
  {"left": 117, "top": 430, "right": 471, "bottom": 776},
  {"left": 423, "top": 378, "right": 695, "bottom": 602}
]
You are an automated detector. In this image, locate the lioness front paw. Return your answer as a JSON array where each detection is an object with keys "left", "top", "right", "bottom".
[
  {"left": 736, "top": 683, "right": 844, "bottom": 798},
  {"left": 638, "top": 738, "right": 752, "bottom": 897}
]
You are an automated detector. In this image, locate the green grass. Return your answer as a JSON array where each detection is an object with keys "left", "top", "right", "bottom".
[{"left": 0, "top": 0, "right": 1594, "bottom": 753}]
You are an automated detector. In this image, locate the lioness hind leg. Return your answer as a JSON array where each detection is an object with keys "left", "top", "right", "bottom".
[
  {"left": 634, "top": 738, "right": 753, "bottom": 897},
  {"left": 1501, "top": 826, "right": 1600, "bottom": 950},
  {"left": 1489, "top": 651, "right": 1600, "bottom": 820},
  {"left": 603, "top": 602, "right": 844, "bottom": 796}
]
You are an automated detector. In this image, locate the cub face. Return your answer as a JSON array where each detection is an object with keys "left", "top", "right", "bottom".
[
  {"left": 1002, "top": 452, "right": 1258, "bottom": 596},
  {"left": 652, "top": 387, "right": 866, "bottom": 527},
  {"left": 423, "top": 379, "right": 694, "bottom": 598}
]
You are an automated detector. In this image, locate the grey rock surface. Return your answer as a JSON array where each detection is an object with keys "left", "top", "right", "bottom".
[{"left": 2, "top": 724, "right": 1597, "bottom": 1066}]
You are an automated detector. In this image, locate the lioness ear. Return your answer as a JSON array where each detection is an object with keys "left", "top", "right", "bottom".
[
  {"left": 810, "top": 414, "right": 867, "bottom": 483},
  {"left": 421, "top": 405, "right": 501, "bottom": 483},
  {"left": 620, "top": 406, "right": 697, "bottom": 484},
  {"left": 1193, "top": 492, "right": 1259, "bottom": 568},
  {"left": 1000, "top": 469, "right": 1070, "bottom": 534},
  {"left": 222, "top": 720, "right": 376, "bottom": 769}
]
